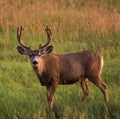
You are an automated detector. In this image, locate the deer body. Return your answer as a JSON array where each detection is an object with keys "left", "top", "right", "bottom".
[
  {"left": 33, "top": 51, "right": 102, "bottom": 85},
  {"left": 16, "top": 26, "right": 108, "bottom": 109}
]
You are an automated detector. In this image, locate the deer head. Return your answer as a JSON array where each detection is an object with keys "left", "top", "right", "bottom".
[{"left": 16, "top": 26, "right": 53, "bottom": 66}]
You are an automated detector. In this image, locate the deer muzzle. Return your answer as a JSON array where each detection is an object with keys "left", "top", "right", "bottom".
[{"left": 32, "top": 60, "right": 38, "bottom": 65}]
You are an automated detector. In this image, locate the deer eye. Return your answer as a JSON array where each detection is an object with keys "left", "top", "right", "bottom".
[
  {"left": 38, "top": 52, "right": 41, "bottom": 57},
  {"left": 29, "top": 54, "right": 33, "bottom": 57},
  {"left": 38, "top": 54, "right": 41, "bottom": 57}
]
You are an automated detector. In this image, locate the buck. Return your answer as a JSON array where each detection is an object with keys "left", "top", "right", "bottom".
[{"left": 16, "top": 26, "right": 108, "bottom": 109}]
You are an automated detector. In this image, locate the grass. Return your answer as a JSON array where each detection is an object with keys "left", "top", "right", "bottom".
[{"left": 0, "top": 0, "right": 120, "bottom": 119}]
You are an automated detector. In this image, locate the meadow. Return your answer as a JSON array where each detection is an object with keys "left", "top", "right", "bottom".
[{"left": 0, "top": 0, "right": 120, "bottom": 118}]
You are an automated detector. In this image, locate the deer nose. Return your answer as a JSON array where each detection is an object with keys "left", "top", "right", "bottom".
[{"left": 32, "top": 61, "right": 38, "bottom": 65}]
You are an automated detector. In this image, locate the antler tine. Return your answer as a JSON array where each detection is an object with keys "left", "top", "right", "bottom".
[
  {"left": 17, "top": 26, "right": 30, "bottom": 49},
  {"left": 39, "top": 25, "right": 52, "bottom": 49}
]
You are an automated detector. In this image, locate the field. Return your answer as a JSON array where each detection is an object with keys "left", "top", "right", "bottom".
[{"left": 0, "top": 0, "right": 120, "bottom": 119}]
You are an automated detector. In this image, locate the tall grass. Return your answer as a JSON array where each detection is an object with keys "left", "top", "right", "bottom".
[{"left": 0, "top": 0, "right": 120, "bottom": 119}]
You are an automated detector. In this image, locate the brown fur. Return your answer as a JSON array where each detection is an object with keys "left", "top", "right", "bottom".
[
  {"left": 16, "top": 26, "right": 108, "bottom": 109},
  {"left": 32, "top": 50, "right": 108, "bottom": 109}
]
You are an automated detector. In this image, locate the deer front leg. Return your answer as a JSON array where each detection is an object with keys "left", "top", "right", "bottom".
[{"left": 46, "top": 81, "right": 58, "bottom": 109}]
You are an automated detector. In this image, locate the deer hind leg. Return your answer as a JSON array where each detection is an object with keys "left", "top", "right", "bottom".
[
  {"left": 46, "top": 81, "right": 58, "bottom": 109},
  {"left": 80, "top": 79, "right": 90, "bottom": 102},
  {"left": 89, "top": 76, "right": 108, "bottom": 102}
]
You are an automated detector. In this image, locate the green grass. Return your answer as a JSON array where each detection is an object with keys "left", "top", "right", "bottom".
[{"left": 0, "top": 0, "right": 120, "bottom": 119}]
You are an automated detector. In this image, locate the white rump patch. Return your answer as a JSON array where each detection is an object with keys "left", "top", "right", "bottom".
[{"left": 100, "top": 56, "right": 104, "bottom": 74}]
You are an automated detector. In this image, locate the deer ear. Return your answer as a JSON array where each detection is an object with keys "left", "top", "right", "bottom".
[
  {"left": 41, "top": 45, "right": 53, "bottom": 55},
  {"left": 16, "top": 46, "right": 29, "bottom": 55},
  {"left": 45, "top": 45, "right": 53, "bottom": 54}
]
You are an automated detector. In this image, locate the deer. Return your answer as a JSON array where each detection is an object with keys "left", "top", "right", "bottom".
[{"left": 16, "top": 26, "right": 108, "bottom": 109}]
